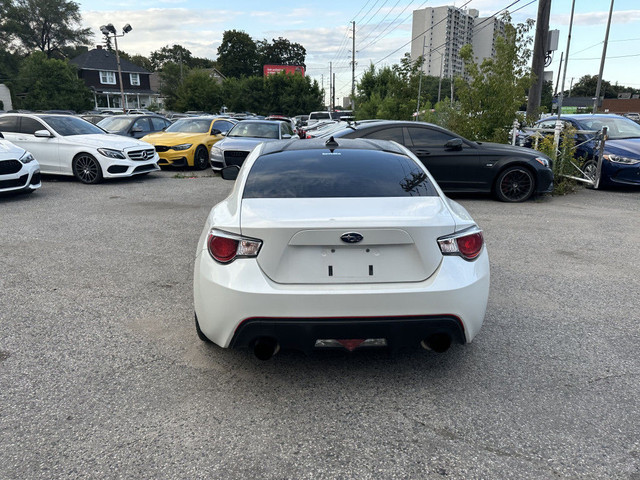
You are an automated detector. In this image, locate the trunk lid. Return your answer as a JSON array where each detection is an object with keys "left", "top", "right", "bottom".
[{"left": 240, "top": 197, "right": 455, "bottom": 284}]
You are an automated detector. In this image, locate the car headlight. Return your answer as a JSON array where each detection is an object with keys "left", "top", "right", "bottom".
[
  {"left": 19, "top": 152, "right": 35, "bottom": 164},
  {"left": 172, "top": 143, "right": 193, "bottom": 151},
  {"left": 603, "top": 154, "right": 640, "bottom": 165},
  {"left": 534, "top": 156, "right": 550, "bottom": 168},
  {"left": 97, "top": 148, "right": 126, "bottom": 159},
  {"left": 210, "top": 146, "right": 223, "bottom": 160}
]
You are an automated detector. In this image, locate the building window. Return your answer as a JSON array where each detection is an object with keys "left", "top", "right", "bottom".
[
  {"left": 130, "top": 73, "right": 140, "bottom": 86},
  {"left": 100, "top": 71, "right": 116, "bottom": 85}
]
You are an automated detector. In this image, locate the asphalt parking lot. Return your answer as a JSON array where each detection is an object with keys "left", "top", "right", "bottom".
[{"left": 1, "top": 170, "right": 639, "bottom": 479}]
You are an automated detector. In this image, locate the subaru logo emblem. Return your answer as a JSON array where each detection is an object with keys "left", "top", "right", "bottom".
[{"left": 340, "top": 232, "right": 363, "bottom": 244}]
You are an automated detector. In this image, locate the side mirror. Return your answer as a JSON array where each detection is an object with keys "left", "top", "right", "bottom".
[
  {"left": 220, "top": 165, "right": 239, "bottom": 180},
  {"left": 444, "top": 138, "right": 463, "bottom": 150},
  {"left": 34, "top": 129, "right": 53, "bottom": 138},
  {"left": 211, "top": 128, "right": 222, "bottom": 135},
  {"left": 131, "top": 127, "right": 143, "bottom": 133},
  {"left": 282, "top": 134, "right": 292, "bottom": 139}
]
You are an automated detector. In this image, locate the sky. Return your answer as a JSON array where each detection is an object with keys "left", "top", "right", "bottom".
[{"left": 77, "top": 0, "right": 640, "bottom": 103}]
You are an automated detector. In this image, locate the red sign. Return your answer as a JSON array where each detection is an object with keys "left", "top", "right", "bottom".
[{"left": 263, "top": 65, "right": 305, "bottom": 77}]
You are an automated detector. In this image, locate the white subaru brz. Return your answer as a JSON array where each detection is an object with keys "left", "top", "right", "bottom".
[
  {"left": 193, "top": 137, "right": 490, "bottom": 359},
  {"left": 0, "top": 136, "right": 41, "bottom": 194}
]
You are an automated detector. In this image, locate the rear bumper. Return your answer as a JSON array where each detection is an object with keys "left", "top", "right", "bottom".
[
  {"left": 193, "top": 248, "right": 490, "bottom": 350},
  {"left": 231, "top": 315, "right": 466, "bottom": 354}
]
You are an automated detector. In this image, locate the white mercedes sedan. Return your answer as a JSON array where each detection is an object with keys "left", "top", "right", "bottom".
[
  {"left": 0, "top": 135, "right": 41, "bottom": 194},
  {"left": 0, "top": 113, "right": 159, "bottom": 184},
  {"left": 193, "top": 137, "right": 490, "bottom": 359}
]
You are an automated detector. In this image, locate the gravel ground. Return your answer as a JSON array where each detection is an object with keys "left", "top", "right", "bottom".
[{"left": 1, "top": 169, "right": 639, "bottom": 479}]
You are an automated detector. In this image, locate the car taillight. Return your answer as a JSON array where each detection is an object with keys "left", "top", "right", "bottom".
[
  {"left": 437, "top": 229, "right": 484, "bottom": 261},
  {"left": 207, "top": 230, "right": 262, "bottom": 264}
]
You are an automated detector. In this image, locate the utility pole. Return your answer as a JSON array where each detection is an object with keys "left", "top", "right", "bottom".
[
  {"left": 594, "top": 0, "right": 615, "bottom": 113},
  {"left": 329, "top": 62, "right": 332, "bottom": 110},
  {"left": 321, "top": 74, "right": 325, "bottom": 108},
  {"left": 332, "top": 72, "right": 336, "bottom": 111},
  {"left": 351, "top": 21, "right": 356, "bottom": 111},
  {"left": 526, "top": 0, "right": 551, "bottom": 121},
  {"left": 437, "top": 52, "right": 444, "bottom": 103},
  {"left": 416, "top": 36, "right": 426, "bottom": 121},
  {"left": 555, "top": 0, "right": 576, "bottom": 148}
]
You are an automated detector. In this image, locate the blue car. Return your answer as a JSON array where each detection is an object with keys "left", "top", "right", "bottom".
[{"left": 534, "top": 114, "right": 640, "bottom": 187}]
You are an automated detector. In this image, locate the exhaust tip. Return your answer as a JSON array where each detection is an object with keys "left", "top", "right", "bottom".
[
  {"left": 421, "top": 333, "right": 452, "bottom": 353},
  {"left": 253, "top": 337, "right": 280, "bottom": 360}
]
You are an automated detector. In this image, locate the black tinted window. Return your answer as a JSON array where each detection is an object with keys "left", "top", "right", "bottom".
[
  {"left": 150, "top": 117, "right": 170, "bottom": 130},
  {"left": 0, "top": 115, "right": 20, "bottom": 133},
  {"left": 243, "top": 149, "right": 437, "bottom": 198},
  {"left": 363, "top": 127, "right": 404, "bottom": 144},
  {"left": 213, "top": 120, "right": 234, "bottom": 133},
  {"left": 407, "top": 127, "right": 457, "bottom": 147},
  {"left": 133, "top": 118, "right": 152, "bottom": 132},
  {"left": 20, "top": 117, "right": 47, "bottom": 135}
]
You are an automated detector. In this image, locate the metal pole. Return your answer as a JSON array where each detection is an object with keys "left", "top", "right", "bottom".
[
  {"left": 329, "top": 62, "right": 332, "bottom": 111},
  {"left": 416, "top": 36, "right": 426, "bottom": 121},
  {"left": 553, "top": 52, "right": 563, "bottom": 96},
  {"left": 449, "top": 18, "right": 454, "bottom": 105},
  {"left": 437, "top": 52, "right": 443, "bottom": 103},
  {"left": 555, "top": 0, "right": 576, "bottom": 149},
  {"left": 113, "top": 34, "right": 126, "bottom": 113},
  {"left": 594, "top": 0, "right": 615, "bottom": 113},
  {"left": 351, "top": 21, "right": 356, "bottom": 111},
  {"left": 568, "top": 77, "right": 574, "bottom": 97},
  {"left": 332, "top": 73, "right": 336, "bottom": 111}
]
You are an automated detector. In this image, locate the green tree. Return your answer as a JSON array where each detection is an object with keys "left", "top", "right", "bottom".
[
  {"left": 355, "top": 53, "right": 451, "bottom": 121},
  {"left": 14, "top": 51, "right": 92, "bottom": 111},
  {"left": 2, "top": 0, "right": 92, "bottom": 58},
  {"left": 173, "top": 70, "right": 222, "bottom": 112},
  {"left": 150, "top": 44, "right": 192, "bottom": 71},
  {"left": 159, "top": 61, "right": 187, "bottom": 111},
  {"left": 446, "top": 16, "right": 534, "bottom": 142},
  {"left": 130, "top": 54, "right": 153, "bottom": 72},
  {"left": 257, "top": 37, "right": 306, "bottom": 69},
  {"left": 565, "top": 74, "right": 636, "bottom": 99},
  {"left": 217, "top": 30, "right": 258, "bottom": 78}
]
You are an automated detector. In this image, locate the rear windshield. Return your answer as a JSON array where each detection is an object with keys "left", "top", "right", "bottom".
[{"left": 243, "top": 149, "right": 437, "bottom": 198}]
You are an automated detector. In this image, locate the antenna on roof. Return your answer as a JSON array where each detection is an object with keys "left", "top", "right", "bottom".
[{"left": 325, "top": 136, "right": 339, "bottom": 148}]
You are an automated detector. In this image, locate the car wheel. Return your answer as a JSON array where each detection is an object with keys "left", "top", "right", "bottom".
[
  {"left": 195, "top": 314, "right": 212, "bottom": 343},
  {"left": 495, "top": 166, "right": 535, "bottom": 202},
  {"left": 73, "top": 153, "right": 103, "bottom": 184},
  {"left": 583, "top": 160, "right": 597, "bottom": 182},
  {"left": 193, "top": 146, "right": 209, "bottom": 170}
]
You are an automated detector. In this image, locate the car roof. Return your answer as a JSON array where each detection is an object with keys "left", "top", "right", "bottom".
[{"left": 259, "top": 137, "right": 407, "bottom": 156}]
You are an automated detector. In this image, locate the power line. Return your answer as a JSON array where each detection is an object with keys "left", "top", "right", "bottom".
[
  {"left": 356, "top": 0, "right": 403, "bottom": 48},
  {"left": 358, "top": 0, "right": 432, "bottom": 52}
]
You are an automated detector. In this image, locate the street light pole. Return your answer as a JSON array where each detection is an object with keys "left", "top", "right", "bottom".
[
  {"left": 112, "top": 34, "right": 126, "bottom": 113},
  {"left": 100, "top": 23, "right": 132, "bottom": 113}
]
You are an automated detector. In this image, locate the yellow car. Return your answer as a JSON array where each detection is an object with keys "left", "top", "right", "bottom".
[{"left": 141, "top": 116, "right": 237, "bottom": 169}]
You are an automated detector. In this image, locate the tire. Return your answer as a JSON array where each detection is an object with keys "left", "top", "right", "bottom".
[
  {"left": 583, "top": 160, "right": 597, "bottom": 182},
  {"left": 72, "top": 153, "right": 103, "bottom": 184},
  {"left": 495, "top": 166, "right": 535, "bottom": 202},
  {"left": 195, "top": 314, "right": 212, "bottom": 343},
  {"left": 193, "top": 146, "right": 209, "bottom": 170}
]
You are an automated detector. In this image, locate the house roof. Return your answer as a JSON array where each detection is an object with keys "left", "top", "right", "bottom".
[{"left": 70, "top": 47, "right": 150, "bottom": 74}]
